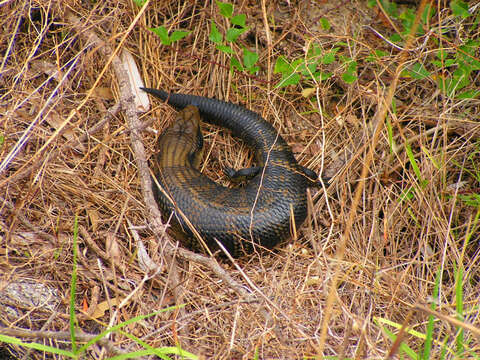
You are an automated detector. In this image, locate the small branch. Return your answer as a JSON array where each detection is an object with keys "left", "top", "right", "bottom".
[{"left": 62, "top": 8, "right": 190, "bottom": 349}]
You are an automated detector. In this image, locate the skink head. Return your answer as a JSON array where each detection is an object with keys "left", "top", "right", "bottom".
[
  {"left": 157, "top": 105, "right": 203, "bottom": 167},
  {"left": 170, "top": 105, "right": 200, "bottom": 138}
]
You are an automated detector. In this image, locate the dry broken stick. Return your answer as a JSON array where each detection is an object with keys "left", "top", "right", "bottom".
[
  {"left": 63, "top": 8, "right": 186, "bottom": 315},
  {"left": 63, "top": 8, "right": 264, "bottom": 344},
  {"left": 65, "top": 6, "right": 312, "bottom": 351}
]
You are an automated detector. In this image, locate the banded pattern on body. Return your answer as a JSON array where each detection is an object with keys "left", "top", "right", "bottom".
[{"left": 143, "top": 89, "right": 319, "bottom": 257}]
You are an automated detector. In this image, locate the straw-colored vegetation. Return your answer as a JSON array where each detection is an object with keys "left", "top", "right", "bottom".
[{"left": 1, "top": 0, "right": 479, "bottom": 359}]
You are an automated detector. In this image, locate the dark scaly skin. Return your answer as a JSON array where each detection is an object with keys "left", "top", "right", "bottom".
[{"left": 142, "top": 88, "right": 319, "bottom": 257}]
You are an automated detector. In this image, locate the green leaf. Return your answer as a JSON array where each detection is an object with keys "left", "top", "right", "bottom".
[
  {"left": 446, "top": 59, "right": 456, "bottom": 67},
  {"left": 149, "top": 26, "right": 171, "bottom": 45},
  {"left": 400, "top": 187, "right": 415, "bottom": 202},
  {"left": 0, "top": 334, "right": 75, "bottom": 357},
  {"left": 400, "top": 8, "right": 417, "bottom": 35},
  {"left": 316, "top": 71, "right": 333, "bottom": 81},
  {"left": 409, "top": 63, "right": 431, "bottom": 80},
  {"left": 389, "top": 33, "right": 403, "bottom": 43},
  {"left": 432, "top": 58, "right": 456, "bottom": 67},
  {"left": 320, "top": 18, "right": 331, "bottom": 30},
  {"left": 347, "top": 60, "right": 357, "bottom": 72},
  {"left": 451, "top": 0, "right": 470, "bottom": 18},
  {"left": 291, "top": 58, "right": 303, "bottom": 68},
  {"left": 452, "top": 67, "right": 469, "bottom": 89},
  {"left": 231, "top": 14, "right": 246, "bottom": 27},
  {"left": 405, "top": 142, "right": 423, "bottom": 183},
  {"left": 321, "top": 51, "right": 336, "bottom": 65},
  {"left": 421, "top": 268, "right": 442, "bottom": 360},
  {"left": 78, "top": 305, "right": 185, "bottom": 355},
  {"left": 308, "top": 61, "right": 317, "bottom": 73},
  {"left": 276, "top": 73, "right": 301, "bottom": 88},
  {"left": 216, "top": 44, "right": 234, "bottom": 54},
  {"left": 133, "top": 0, "right": 147, "bottom": 6},
  {"left": 306, "top": 45, "right": 318, "bottom": 59},
  {"left": 209, "top": 21, "right": 223, "bottom": 44},
  {"left": 70, "top": 215, "right": 79, "bottom": 353},
  {"left": 422, "top": 3, "right": 436, "bottom": 23},
  {"left": 298, "top": 62, "right": 308, "bottom": 76},
  {"left": 216, "top": 1, "right": 233, "bottom": 18},
  {"left": 458, "top": 194, "right": 480, "bottom": 206},
  {"left": 366, "top": 49, "right": 388, "bottom": 62},
  {"left": 342, "top": 71, "right": 357, "bottom": 84},
  {"left": 230, "top": 57, "right": 243, "bottom": 71},
  {"left": 375, "top": 320, "right": 418, "bottom": 358},
  {"left": 107, "top": 347, "right": 198, "bottom": 360},
  {"left": 243, "top": 48, "right": 258, "bottom": 70},
  {"left": 301, "top": 61, "right": 317, "bottom": 76},
  {"left": 149, "top": 27, "right": 189, "bottom": 45},
  {"left": 458, "top": 41, "right": 480, "bottom": 69},
  {"left": 383, "top": 1, "right": 398, "bottom": 17},
  {"left": 386, "top": 116, "right": 394, "bottom": 155},
  {"left": 436, "top": 49, "right": 446, "bottom": 61},
  {"left": 455, "top": 263, "right": 465, "bottom": 355},
  {"left": 456, "top": 89, "right": 480, "bottom": 99},
  {"left": 375, "top": 50, "right": 388, "bottom": 57},
  {"left": 340, "top": 60, "right": 357, "bottom": 83},
  {"left": 438, "top": 68, "right": 470, "bottom": 98},
  {"left": 458, "top": 41, "right": 480, "bottom": 62},
  {"left": 307, "top": 43, "right": 322, "bottom": 58},
  {"left": 170, "top": 30, "right": 190, "bottom": 42},
  {"left": 274, "top": 56, "right": 292, "bottom": 74},
  {"left": 226, "top": 27, "right": 247, "bottom": 42}
]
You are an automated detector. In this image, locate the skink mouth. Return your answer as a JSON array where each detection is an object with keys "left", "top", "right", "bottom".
[{"left": 167, "top": 105, "right": 200, "bottom": 139}]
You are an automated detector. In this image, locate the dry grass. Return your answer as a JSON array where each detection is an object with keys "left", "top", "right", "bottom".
[{"left": 1, "top": 0, "right": 480, "bottom": 359}]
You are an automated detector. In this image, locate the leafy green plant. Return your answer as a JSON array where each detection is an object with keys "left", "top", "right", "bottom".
[
  {"left": 368, "top": 0, "right": 479, "bottom": 100},
  {"left": 149, "top": 26, "right": 190, "bottom": 46},
  {"left": 209, "top": 1, "right": 259, "bottom": 74},
  {"left": 211, "top": 2, "right": 357, "bottom": 87},
  {"left": 0, "top": 216, "right": 197, "bottom": 360},
  {"left": 450, "top": 146, "right": 480, "bottom": 207},
  {"left": 399, "top": 141, "right": 431, "bottom": 203},
  {"left": 434, "top": 40, "right": 480, "bottom": 99},
  {"left": 273, "top": 41, "right": 358, "bottom": 89},
  {"left": 457, "top": 194, "right": 480, "bottom": 207}
]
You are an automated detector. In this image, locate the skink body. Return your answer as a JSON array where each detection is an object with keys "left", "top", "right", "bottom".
[{"left": 142, "top": 88, "right": 318, "bottom": 257}]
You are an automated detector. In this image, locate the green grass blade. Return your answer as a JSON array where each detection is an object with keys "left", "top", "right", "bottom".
[
  {"left": 439, "top": 335, "right": 449, "bottom": 360},
  {"left": 113, "top": 325, "right": 198, "bottom": 360},
  {"left": 77, "top": 304, "right": 184, "bottom": 354},
  {"left": 405, "top": 142, "right": 423, "bottom": 183},
  {"left": 421, "top": 268, "right": 441, "bottom": 360},
  {"left": 70, "top": 214, "right": 79, "bottom": 353},
  {"left": 386, "top": 116, "right": 394, "bottom": 155},
  {"left": 106, "top": 349, "right": 170, "bottom": 360},
  {"left": 106, "top": 346, "right": 198, "bottom": 360},
  {"left": 455, "top": 263, "right": 464, "bottom": 356},
  {"left": 381, "top": 326, "right": 418, "bottom": 359},
  {"left": 0, "top": 334, "right": 76, "bottom": 358}
]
